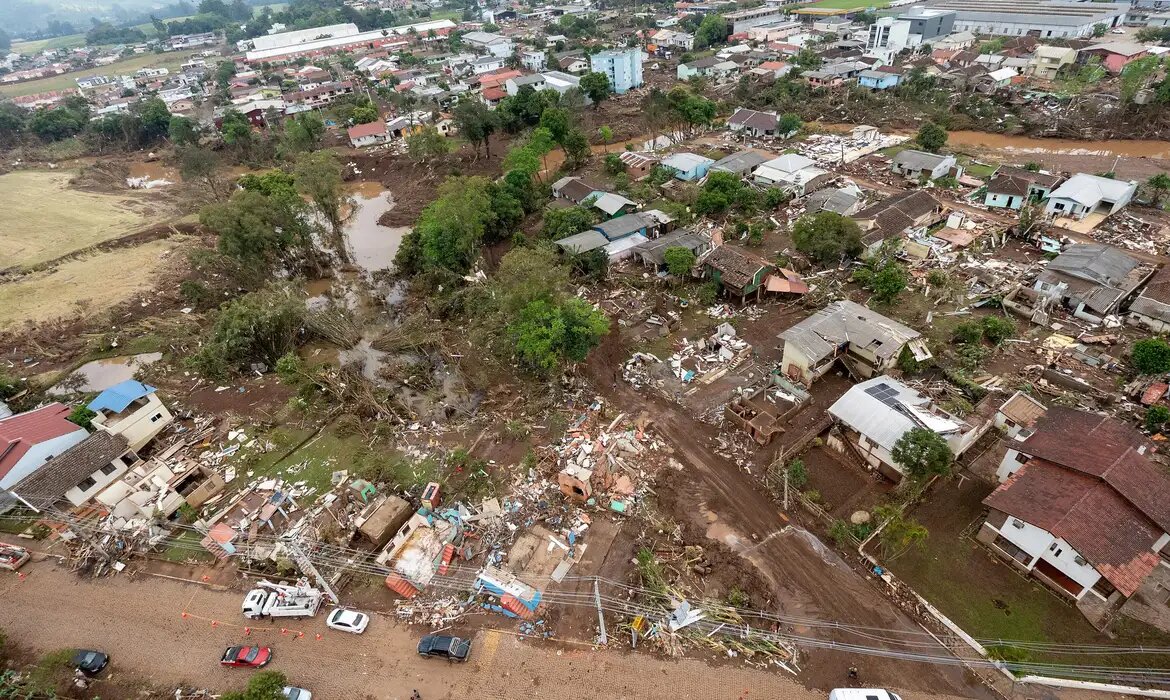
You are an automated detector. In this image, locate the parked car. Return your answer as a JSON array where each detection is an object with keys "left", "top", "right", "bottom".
[
  {"left": 325, "top": 609, "right": 369, "bottom": 635},
  {"left": 829, "top": 690, "right": 903, "bottom": 700},
  {"left": 72, "top": 650, "right": 109, "bottom": 675},
  {"left": 417, "top": 635, "right": 471, "bottom": 662},
  {"left": 283, "top": 687, "right": 313, "bottom": 700},
  {"left": 220, "top": 646, "right": 272, "bottom": 668}
]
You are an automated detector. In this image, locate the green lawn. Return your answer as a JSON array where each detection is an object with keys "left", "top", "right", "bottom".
[
  {"left": 0, "top": 50, "right": 203, "bottom": 98},
  {"left": 160, "top": 528, "right": 217, "bottom": 563},
  {"left": 12, "top": 34, "right": 88, "bottom": 53},
  {"left": 891, "top": 476, "right": 1170, "bottom": 673}
]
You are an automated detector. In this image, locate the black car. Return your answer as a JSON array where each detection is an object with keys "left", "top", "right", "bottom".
[
  {"left": 417, "top": 635, "right": 471, "bottom": 662},
  {"left": 73, "top": 650, "right": 109, "bottom": 675}
]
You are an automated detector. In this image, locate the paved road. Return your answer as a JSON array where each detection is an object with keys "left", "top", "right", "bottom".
[{"left": 0, "top": 560, "right": 987, "bottom": 700}]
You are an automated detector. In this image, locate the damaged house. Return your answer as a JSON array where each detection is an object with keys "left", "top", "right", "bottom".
[
  {"left": 983, "top": 166, "right": 1064, "bottom": 210},
  {"left": 378, "top": 506, "right": 465, "bottom": 598},
  {"left": 87, "top": 380, "right": 174, "bottom": 452},
  {"left": 702, "top": 245, "right": 775, "bottom": 303},
  {"left": 979, "top": 406, "right": 1170, "bottom": 633},
  {"left": 1128, "top": 265, "right": 1170, "bottom": 332},
  {"left": 1044, "top": 173, "right": 1138, "bottom": 222},
  {"left": 779, "top": 300, "right": 931, "bottom": 385},
  {"left": 1033, "top": 243, "right": 1152, "bottom": 322},
  {"left": 850, "top": 190, "right": 945, "bottom": 253},
  {"left": 890, "top": 150, "right": 961, "bottom": 182},
  {"left": 827, "top": 376, "right": 991, "bottom": 482},
  {"left": 10, "top": 431, "right": 140, "bottom": 511}
]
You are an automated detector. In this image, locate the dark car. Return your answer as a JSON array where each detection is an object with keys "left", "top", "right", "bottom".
[
  {"left": 220, "top": 646, "right": 273, "bottom": 668},
  {"left": 73, "top": 650, "right": 108, "bottom": 675},
  {"left": 417, "top": 635, "right": 471, "bottom": 662}
]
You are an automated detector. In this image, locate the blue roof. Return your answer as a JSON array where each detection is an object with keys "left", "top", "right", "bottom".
[{"left": 87, "top": 380, "right": 157, "bottom": 413}]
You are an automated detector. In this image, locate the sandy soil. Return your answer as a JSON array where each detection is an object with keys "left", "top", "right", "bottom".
[{"left": 0, "top": 557, "right": 987, "bottom": 700}]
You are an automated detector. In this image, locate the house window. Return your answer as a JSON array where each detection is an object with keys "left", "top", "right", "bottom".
[
  {"left": 1015, "top": 451, "right": 1029, "bottom": 463},
  {"left": 151, "top": 413, "right": 163, "bottom": 423},
  {"left": 1011, "top": 519, "right": 1025, "bottom": 529},
  {"left": 1049, "top": 542, "right": 1063, "bottom": 557},
  {"left": 100, "top": 462, "right": 118, "bottom": 476},
  {"left": 77, "top": 476, "right": 97, "bottom": 492},
  {"left": 992, "top": 534, "right": 1031, "bottom": 565}
]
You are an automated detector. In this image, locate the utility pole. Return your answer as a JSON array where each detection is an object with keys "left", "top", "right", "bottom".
[
  {"left": 594, "top": 580, "right": 608, "bottom": 645},
  {"left": 783, "top": 469, "right": 790, "bottom": 511},
  {"left": 284, "top": 539, "right": 340, "bottom": 604}
]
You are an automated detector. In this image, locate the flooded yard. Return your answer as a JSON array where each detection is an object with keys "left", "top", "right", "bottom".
[
  {"left": 49, "top": 352, "right": 162, "bottom": 395},
  {"left": 344, "top": 191, "right": 410, "bottom": 273}
]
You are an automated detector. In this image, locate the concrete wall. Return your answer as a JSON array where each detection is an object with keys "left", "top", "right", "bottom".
[
  {"left": 980, "top": 512, "right": 1104, "bottom": 598},
  {"left": 64, "top": 454, "right": 132, "bottom": 508},
  {"left": 95, "top": 394, "right": 173, "bottom": 452}
]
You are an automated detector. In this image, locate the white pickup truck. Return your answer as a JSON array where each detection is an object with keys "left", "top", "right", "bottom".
[{"left": 242, "top": 580, "right": 324, "bottom": 620}]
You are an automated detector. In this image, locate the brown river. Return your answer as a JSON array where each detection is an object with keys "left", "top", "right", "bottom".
[{"left": 942, "top": 131, "right": 1170, "bottom": 159}]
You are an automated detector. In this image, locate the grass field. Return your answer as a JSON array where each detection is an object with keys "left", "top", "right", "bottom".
[
  {"left": 0, "top": 236, "right": 190, "bottom": 331},
  {"left": 12, "top": 34, "right": 88, "bottom": 53},
  {"left": 0, "top": 170, "right": 163, "bottom": 269},
  {"left": 800, "top": 0, "right": 891, "bottom": 9},
  {"left": 0, "top": 50, "right": 202, "bottom": 98}
]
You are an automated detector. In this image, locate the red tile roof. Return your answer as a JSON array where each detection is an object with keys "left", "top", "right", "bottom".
[
  {"left": 0, "top": 404, "right": 83, "bottom": 481},
  {"left": 985, "top": 459, "right": 1162, "bottom": 596},
  {"left": 482, "top": 87, "right": 507, "bottom": 101},
  {"left": 347, "top": 121, "right": 387, "bottom": 140}
]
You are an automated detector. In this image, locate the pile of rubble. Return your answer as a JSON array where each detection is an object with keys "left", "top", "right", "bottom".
[
  {"left": 623, "top": 323, "right": 752, "bottom": 390},
  {"left": 1090, "top": 213, "right": 1170, "bottom": 255},
  {"left": 801, "top": 130, "right": 910, "bottom": 166}
]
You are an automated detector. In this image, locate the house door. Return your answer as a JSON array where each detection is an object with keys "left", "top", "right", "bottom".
[{"left": 1006, "top": 196, "right": 1015, "bottom": 208}]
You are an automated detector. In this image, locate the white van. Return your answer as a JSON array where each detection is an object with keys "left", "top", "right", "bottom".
[{"left": 829, "top": 690, "right": 904, "bottom": 700}]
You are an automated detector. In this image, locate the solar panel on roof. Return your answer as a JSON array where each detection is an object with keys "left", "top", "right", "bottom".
[{"left": 863, "top": 383, "right": 900, "bottom": 407}]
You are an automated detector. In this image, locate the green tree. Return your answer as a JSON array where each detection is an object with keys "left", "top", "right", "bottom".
[
  {"left": 891, "top": 427, "right": 953, "bottom": 480},
  {"left": 663, "top": 246, "right": 696, "bottom": 277},
  {"left": 562, "top": 128, "right": 591, "bottom": 168},
  {"left": 68, "top": 406, "right": 97, "bottom": 429},
  {"left": 29, "top": 106, "right": 86, "bottom": 141},
  {"left": 1092, "top": 23, "right": 1107, "bottom": 38},
  {"left": 134, "top": 97, "right": 172, "bottom": 143},
  {"left": 1146, "top": 405, "right": 1170, "bottom": 433},
  {"left": 579, "top": 71, "right": 612, "bottom": 108},
  {"left": 1119, "top": 55, "right": 1161, "bottom": 103},
  {"left": 220, "top": 670, "right": 288, "bottom": 700},
  {"left": 399, "top": 176, "right": 495, "bottom": 273},
  {"left": 180, "top": 146, "right": 229, "bottom": 200},
  {"left": 874, "top": 504, "right": 929, "bottom": 561},
  {"left": 295, "top": 151, "right": 350, "bottom": 262},
  {"left": 868, "top": 261, "right": 907, "bottom": 304},
  {"left": 168, "top": 115, "right": 199, "bottom": 146},
  {"left": 0, "top": 103, "right": 27, "bottom": 146},
  {"left": 952, "top": 321, "right": 984, "bottom": 345},
  {"left": 777, "top": 112, "right": 802, "bottom": 136},
  {"left": 604, "top": 152, "right": 624, "bottom": 175},
  {"left": 542, "top": 205, "right": 597, "bottom": 239},
  {"left": 695, "top": 14, "right": 729, "bottom": 48},
  {"left": 219, "top": 110, "right": 254, "bottom": 152},
  {"left": 916, "top": 122, "right": 947, "bottom": 153},
  {"left": 494, "top": 246, "right": 571, "bottom": 314},
  {"left": 1146, "top": 173, "right": 1170, "bottom": 208},
  {"left": 1132, "top": 338, "right": 1170, "bottom": 374},
  {"left": 406, "top": 125, "right": 452, "bottom": 162},
  {"left": 598, "top": 125, "right": 613, "bottom": 151},
  {"left": 280, "top": 112, "right": 325, "bottom": 156},
  {"left": 539, "top": 107, "right": 572, "bottom": 143},
  {"left": 352, "top": 104, "right": 379, "bottom": 124},
  {"left": 787, "top": 458, "right": 808, "bottom": 488},
  {"left": 792, "top": 212, "right": 864, "bottom": 266},
  {"left": 187, "top": 287, "right": 305, "bottom": 378},
  {"left": 509, "top": 298, "right": 609, "bottom": 376},
  {"left": 454, "top": 99, "right": 498, "bottom": 157}
]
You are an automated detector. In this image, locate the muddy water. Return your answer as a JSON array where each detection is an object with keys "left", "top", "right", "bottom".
[
  {"left": 127, "top": 161, "right": 181, "bottom": 181},
  {"left": 344, "top": 192, "right": 410, "bottom": 273},
  {"left": 48, "top": 352, "right": 163, "bottom": 395},
  {"left": 944, "top": 131, "right": 1170, "bottom": 159}
]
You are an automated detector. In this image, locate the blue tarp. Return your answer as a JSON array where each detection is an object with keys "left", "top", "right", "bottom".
[{"left": 86, "top": 379, "right": 156, "bottom": 413}]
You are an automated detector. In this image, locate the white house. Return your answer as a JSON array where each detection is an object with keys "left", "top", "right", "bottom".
[
  {"left": 1044, "top": 173, "right": 1137, "bottom": 221},
  {"left": 752, "top": 153, "right": 830, "bottom": 196},
  {"left": 471, "top": 56, "right": 508, "bottom": 75},
  {"left": 978, "top": 406, "right": 1170, "bottom": 632},
  {"left": 0, "top": 403, "right": 88, "bottom": 511},
  {"left": 462, "top": 31, "right": 514, "bottom": 58},
  {"left": 87, "top": 380, "right": 174, "bottom": 453},
  {"left": 520, "top": 50, "right": 547, "bottom": 71},
  {"left": 10, "top": 431, "right": 142, "bottom": 510},
  {"left": 890, "top": 149, "right": 960, "bottom": 180},
  {"left": 827, "top": 375, "right": 990, "bottom": 482},
  {"left": 347, "top": 121, "right": 390, "bottom": 148}
]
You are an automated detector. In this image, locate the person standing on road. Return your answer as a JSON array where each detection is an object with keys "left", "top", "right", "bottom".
[{"left": 411, "top": 691, "right": 422, "bottom": 700}]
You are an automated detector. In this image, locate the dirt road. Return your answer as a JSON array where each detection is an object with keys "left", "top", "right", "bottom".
[
  {"left": 585, "top": 330, "right": 997, "bottom": 700},
  {"left": 1, "top": 560, "right": 984, "bottom": 700}
]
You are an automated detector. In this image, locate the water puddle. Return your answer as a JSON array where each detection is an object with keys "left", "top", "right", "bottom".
[
  {"left": 344, "top": 192, "right": 410, "bottom": 273},
  {"left": 338, "top": 338, "right": 389, "bottom": 384},
  {"left": 699, "top": 502, "right": 745, "bottom": 550},
  {"left": 49, "top": 352, "right": 163, "bottom": 395}
]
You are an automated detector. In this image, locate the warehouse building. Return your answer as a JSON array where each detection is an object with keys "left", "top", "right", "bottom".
[{"left": 923, "top": 0, "right": 1129, "bottom": 38}]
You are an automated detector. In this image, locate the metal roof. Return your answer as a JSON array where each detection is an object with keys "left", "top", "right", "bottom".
[
  {"left": 1047, "top": 173, "right": 1137, "bottom": 207},
  {"left": 780, "top": 299, "right": 921, "bottom": 364},
  {"left": 555, "top": 230, "right": 609, "bottom": 254},
  {"left": 829, "top": 376, "right": 962, "bottom": 454},
  {"left": 87, "top": 380, "right": 157, "bottom": 414}
]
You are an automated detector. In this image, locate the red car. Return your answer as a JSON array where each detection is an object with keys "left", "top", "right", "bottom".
[{"left": 220, "top": 646, "right": 272, "bottom": 668}]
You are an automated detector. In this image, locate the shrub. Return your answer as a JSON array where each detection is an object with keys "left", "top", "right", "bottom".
[
  {"left": 892, "top": 427, "right": 953, "bottom": 479},
  {"left": 898, "top": 345, "right": 922, "bottom": 374},
  {"left": 726, "top": 586, "right": 750, "bottom": 608},
  {"left": 68, "top": 406, "right": 96, "bottom": 429},
  {"left": 1132, "top": 338, "right": 1170, "bottom": 375},
  {"left": 179, "top": 279, "right": 213, "bottom": 307},
  {"left": 981, "top": 316, "right": 1015, "bottom": 345},
  {"left": 696, "top": 281, "right": 720, "bottom": 306},
  {"left": 787, "top": 459, "right": 808, "bottom": 488},
  {"left": 1146, "top": 405, "right": 1170, "bottom": 433},
  {"left": 953, "top": 321, "right": 984, "bottom": 345}
]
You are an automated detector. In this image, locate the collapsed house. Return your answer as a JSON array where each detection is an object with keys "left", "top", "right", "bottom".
[
  {"left": 702, "top": 245, "right": 776, "bottom": 303},
  {"left": 725, "top": 374, "right": 811, "bottom": 445},
  {"left": 851, "top": 189, "right": 945, "bottom": 253},
  {"left": 1031, "top": 243, "right": 1152, "bottom": 323},
  {"left": 379, "top": 504, "right": 466, "bottom": 598},
  {"left": 778, "top": 300, "right": 931, "bottom": 386},
  {"left": 827, "top": 376, "right": 991, "bottom": 482},
  {"left": 1127, "top": 265, "right": 1170, "bottom": 333}
]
